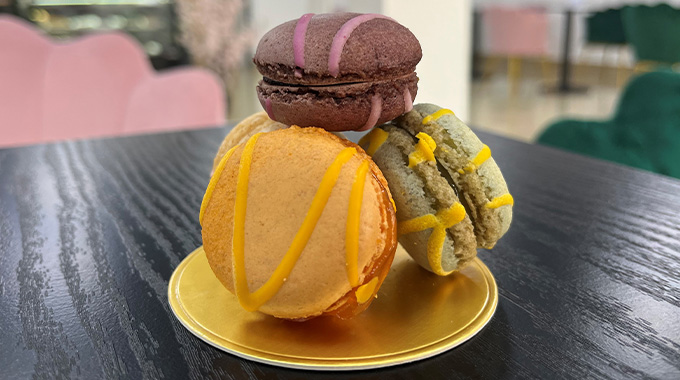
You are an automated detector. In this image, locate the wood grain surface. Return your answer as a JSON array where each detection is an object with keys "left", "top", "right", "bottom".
[{"left": 1, "top": 127, "right": 678, "bottom": 379}]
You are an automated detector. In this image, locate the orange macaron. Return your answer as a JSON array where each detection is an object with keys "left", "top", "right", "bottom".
[{"left": 200, "top": 126, "right": 397, "bottom": 320}]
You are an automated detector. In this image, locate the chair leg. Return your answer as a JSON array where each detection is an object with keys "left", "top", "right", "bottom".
[
  {"left": 633, "top": 62, "right": 643, "bottom": 73},
  {"left": 616, "top": 66, "right": 627, "bottom": 87},
  {"left": 615, "top": 45, "right": 628, "bottom": 87},
  {"left": 634, "top": 61, "right": 655, "bottom": 73},
  {"left": 579, "top": 44, "right": 598, "bottom": 87},
  {"left": 482, "top": 55, "right": 501, "bottom": 80},
  {"left": 540, "top": 57, "right": 551, "bottom": 86},
  {"left": 508, "top": 56, "right": 521, "bottom": 94},
  {"left": 600, "top": 44, "right": 608, "bottom": 87}
]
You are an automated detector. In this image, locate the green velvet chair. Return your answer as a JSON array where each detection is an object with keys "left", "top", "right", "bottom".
[
  {"left": 585, "top": 7, "right": 629, "bottom": 85},
  {"left": 586, "top": 8, "right": 627, "bottom": 44},
  {"left": 536, "top": 71, "right": 680, "bottom": 179},
  {"left": 621, "top": 4, "right": 680, "bottom": 66}
]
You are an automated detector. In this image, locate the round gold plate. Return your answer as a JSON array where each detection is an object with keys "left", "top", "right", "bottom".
[{"left": 168, "top": 245, "right": 497, "bottom": 371}]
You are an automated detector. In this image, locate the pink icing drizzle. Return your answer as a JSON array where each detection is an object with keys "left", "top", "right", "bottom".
[
  {"left": 403, "top": 88, "right": 413, "bottom": 112},
  {"left": 293, "top": 13, "right": 314, "bottom": 78},
  {"left": 264, "top": 98, "right": 275, "bottom": 120},
  {"left": 359, "top": 94, "right": 382, "bottom": 131},
  {"left": 328, "top": 14, "right": 393, "bottom": 77}
]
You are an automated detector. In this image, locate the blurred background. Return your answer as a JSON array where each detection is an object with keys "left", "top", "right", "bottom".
[{"left": 2, "top": 0, "right": 680, "bottom": 178}]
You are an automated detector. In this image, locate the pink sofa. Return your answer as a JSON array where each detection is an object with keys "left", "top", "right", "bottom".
[
  {"left": 0, "top": 15, "right": 226, "bottom": 148},
  {"left": 482, "top": 6, "right": 548, "bottom": 57},
  {"left": 480, "top": 6, "right": 550, "bottom": 91}
]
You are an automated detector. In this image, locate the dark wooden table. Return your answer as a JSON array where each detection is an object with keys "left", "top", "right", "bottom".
[{"left": 1, "top": 127, "right": 679, "bottom": 379}]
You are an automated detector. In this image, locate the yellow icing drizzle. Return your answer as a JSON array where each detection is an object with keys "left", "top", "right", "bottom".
[
  {"left": 358, "top": 128, "right": 389, "bottom": 156},
  {"left": 460, "top": 144, "right": 491, "bottom": 174},
  {"left": 427, "top": 227, "right": 450, "bottom": 275},
  {"left": 472, "top": 145, "right": 492, "bottom": 167},
  {"left": 408, "top": 132, "right": 437, "bottom": 168},
  {"left": 485, "top": 194, "right": 514, "bottom": 209},
  {"left": 199, "top": 145, "right": 238, "bottom": 226},
  {"left": 233, "top": 142, "right": 357, "bottom": 311},
  {"left": 346, "top": 160, "right": 370, "bottom": 287},
  {"left": 422, "top": 109, "right": 455, "bottom": 124},
  {"left": 356, "top": 277, "right": 379, "bottom": 304},
  {"left": 202, "top": 133, "right": 386, "bottom": 311},
  {"left": 398, "top": 203, "right": 466, "bottom": 275},
  {"left": 354, "top": 129, "right": 397, "bottom": 212}
]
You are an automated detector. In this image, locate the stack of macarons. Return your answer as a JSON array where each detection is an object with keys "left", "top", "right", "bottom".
[{"left": 200, "top": 13, "right": 513, "bottom": 320}]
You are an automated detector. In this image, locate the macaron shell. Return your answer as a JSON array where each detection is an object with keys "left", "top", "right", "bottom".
[
  {"left": 395, "top": 104, "right": 512, "bottom": 248},
  {"left": 254, "top": 13, "right": 422, "bottom": 85},
  {"left": 211, "top": 112, "right": 288, "bottom": 175},
  {"left": 258, "top": 75, "right": 417, "bottom": 131},
  {"left": 202, "top": 127, "right": 396, "bottom": 319},
  {"left": 363, "top": 125, "right": 477, "bottom": 274},
  {"left": 211, "top": 112, "right": 348, "bottom": 175}
]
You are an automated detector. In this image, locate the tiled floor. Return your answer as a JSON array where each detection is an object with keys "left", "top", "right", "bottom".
[
  {"left": 228, "top": 61, "right": 626, "bottom": 143},
  {"left": 469, "top": 63, "right": 625, "bottom": 142}
]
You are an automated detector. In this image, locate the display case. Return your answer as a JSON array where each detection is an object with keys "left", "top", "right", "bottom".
[{"left": 15, "top": 0, "right": 187, "bottom": 69}]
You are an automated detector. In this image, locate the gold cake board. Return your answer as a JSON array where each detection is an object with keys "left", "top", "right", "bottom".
[{"left": 168, "top": 245, "right": 497, "bottom": 371}]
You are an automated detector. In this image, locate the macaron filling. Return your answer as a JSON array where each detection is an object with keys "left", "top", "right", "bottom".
[
  {"left": 364, "top": 125, "right": 478, "bottom": 273},
  {"left": 435, "top": 159, "right": 474, "bottom": 215},
  {"left": 360, "top": 100, "right": 516, "bottom": 275},
  {"left": 394, "top": 107, "right": 513, "bottom": 248},
  {"left": 257, "top": 74, "right": 417, "bottom": 104},
  {"left": 402, "top": 129, "right": 481, "bottom": 250},
  {"left": 257, "top": 74, "right": 418, "bottom": 132}
]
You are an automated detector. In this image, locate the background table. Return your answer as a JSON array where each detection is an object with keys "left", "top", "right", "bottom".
[{"left": 1, "top": 127, "right": 678, "bottom": 379}]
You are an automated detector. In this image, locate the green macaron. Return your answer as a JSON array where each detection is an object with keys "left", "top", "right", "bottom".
[{"left": 359, "top": 103, "right": 513, "bottom": 275}]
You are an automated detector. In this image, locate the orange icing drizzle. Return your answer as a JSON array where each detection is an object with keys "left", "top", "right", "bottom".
[
  {"left": 233, "top": 139, "right": 357, "bottom": 311},
  {"left": 206, "top": 134, "right": 378, "bottom": 312},
  {"left": 199, "top": 145, "right": 238, "bottom": 226},
  {"left": 422, "top": 109, "right": 454, "bottom": 124},
  {"left": 485, "top": 194, "right": 514, "bottom": 209},
  {"left": 408, "top": 132, "right": 436, "bottom": 167},
  {"left": 459, "top": 144, "right": 491, "bottom": 174},
  {"left": 358, "top": 128, "right": 389, "bottom": 156},
  {"left": 357, "top": 129, "right": 396, "bottom": 211},
  {"left": 201, "top": 131, "right": 390, "bottom": 311},
  {"left": 398, "top": 203, "right": 466, "bottom": 275},
  {"left": 355, "top": 277, "right": 379, "bottom": 304},
  {"left": 346, "top": 160, "right": 370, "bottom": 287}
]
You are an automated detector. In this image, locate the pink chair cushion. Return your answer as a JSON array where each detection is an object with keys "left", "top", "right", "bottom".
[
  {"left": 482, "top": 6, "right": 549, "bottom": 57},
  {"left": 124, "top": 70, "right": 226, "bottom": 134},
  {"left": 0, "top": 15, "right": 226, "bottom": 148}
]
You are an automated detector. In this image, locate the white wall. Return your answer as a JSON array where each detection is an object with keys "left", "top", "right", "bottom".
[
  {"left": 382, "top": 0, "right": 472, "bottom": 121},
  {"left": 250, "top": 1, "right": 310, "bottom": 43},
  {"left": 250, "top": 0, "right": 382, "bottom": 42}
]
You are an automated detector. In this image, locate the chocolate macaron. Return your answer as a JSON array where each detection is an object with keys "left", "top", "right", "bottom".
[{"left": 254, "top": 13, "right": 422, "bottom": 132}]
